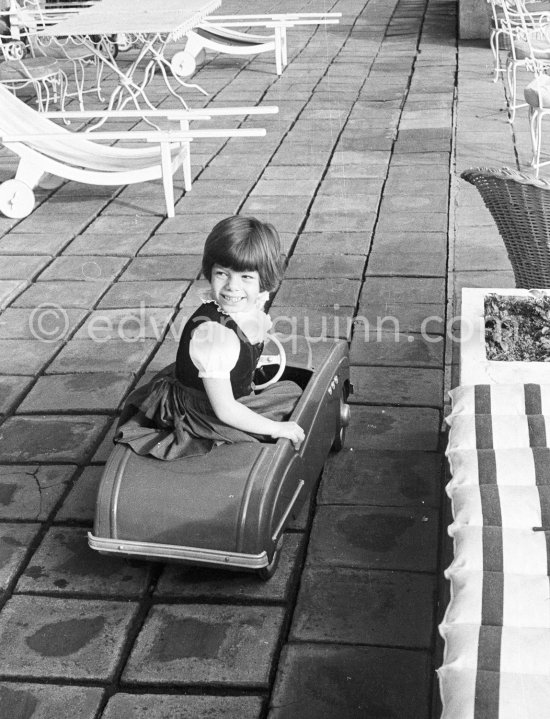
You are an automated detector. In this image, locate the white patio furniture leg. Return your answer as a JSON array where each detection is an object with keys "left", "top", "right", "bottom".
[
  {"left": 182, "top": 143, "right": 192, "bottom": 191},
  {"left": 178, "top": 119, "right": 192, "bottom": 191},
  {"left": 534, "top": 111, "right": 544, "bottom": 177},
  {"left": 159, "top": 141, "right": 175, "bottom": 218},
  {"left": 274, "top": 26, "right": 283, "bottom": 75},
  {"left": 184, "top": 30, "right": 206, "bottom": 60},
  {"left": 15, "top": 156, "right": 49, "bottom": 189},
  {"left": 281, "top": 26, "right": 288, "bottom": 68}
]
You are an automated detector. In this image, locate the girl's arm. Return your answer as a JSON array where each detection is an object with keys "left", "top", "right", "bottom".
[{"left": 203, "top": 376, "right": 305, "bottom": 450}]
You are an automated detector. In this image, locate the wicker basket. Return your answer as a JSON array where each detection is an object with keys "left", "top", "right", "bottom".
[{"left": 461, "top": 166, "right": 550, "bottom": 288}]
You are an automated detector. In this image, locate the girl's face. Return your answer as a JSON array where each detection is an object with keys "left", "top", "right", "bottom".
[{"left": 210, "top": 263, "right": 263, "bottom": 314}]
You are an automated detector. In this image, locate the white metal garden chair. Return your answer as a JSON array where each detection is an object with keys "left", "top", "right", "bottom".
[
  {"left": 0, "top": 5, "right": 66, "bottom": 110},
  {"left": 501, "top": 0, "right": 550, "bottom": 122},
  {"left": 0, "top": 84, "right": 278, "bottom": 218},
  {"left": 10, "top": 0, "right": 105, "bottom": 110}
]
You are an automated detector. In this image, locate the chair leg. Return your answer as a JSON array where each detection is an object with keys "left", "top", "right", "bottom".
[
  {"left": 182, "top": 143, "right": 192, "bottom": 192},
  {"left": 534, "top": 111, "right": 545, "bottom": 178},
  {"left": 506, "top": 60, "right": 520, "bottom": 123},
  {"left": 281, "top": 27, "right": 288, "bottom": 68},
  {"left": 274, "top": 26, "right": 283, "bottom": 75},
  {"left": 528, "top": 107, "right": 538, "bottom": 166},
  {"left": 159, "top": 141, "right": 175, "bottom": 218},
  {"left": 490, "top": 29, "right": 500, "bottom": 81}
]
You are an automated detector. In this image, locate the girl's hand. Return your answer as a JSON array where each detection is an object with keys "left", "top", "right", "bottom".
[{"left": 272, "top": 421, "right": 305, "bottom": 450}]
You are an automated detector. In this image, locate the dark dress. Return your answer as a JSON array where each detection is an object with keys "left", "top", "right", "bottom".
[{"left": 115, "top": 301, "right": 302, "bottom": 460}]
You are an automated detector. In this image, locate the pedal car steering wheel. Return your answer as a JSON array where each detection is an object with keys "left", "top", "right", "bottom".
[{"left": 254, "top": 333, "right": 286, "bottom": 390}]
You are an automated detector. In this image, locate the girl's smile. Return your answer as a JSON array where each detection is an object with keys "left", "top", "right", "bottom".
[{"left": 210, "top": 264, "right": 262, "bottom": 314}]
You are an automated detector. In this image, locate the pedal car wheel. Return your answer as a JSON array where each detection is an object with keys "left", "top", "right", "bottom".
[
  {"left": 255, "top": 333, "right": 286, "bottom": 390},
  {"left": 332, "top": 387, "right": 351, "bottom": 452},
  {"left": 0, "top": 180, "right": 35, "bottom": 219},
  {"left": 170, "top": 50, "right": 197, "bottom": 78},
  {"left": 257, "top": 538, "right": 283, "bottom": 581}
]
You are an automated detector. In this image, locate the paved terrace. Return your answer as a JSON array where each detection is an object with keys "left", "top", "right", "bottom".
[{"left": 0, "top": 0, "right": 532, "bottom": 716}]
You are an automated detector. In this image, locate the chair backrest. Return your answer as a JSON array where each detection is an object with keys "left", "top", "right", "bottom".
[{"left": 462, "top": 167, "right": 550, "bottom": 288}]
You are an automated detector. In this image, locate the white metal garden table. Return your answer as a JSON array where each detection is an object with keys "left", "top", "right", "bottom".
[{"left": 37, "top": 0, "right": 221, "bottom": 112}]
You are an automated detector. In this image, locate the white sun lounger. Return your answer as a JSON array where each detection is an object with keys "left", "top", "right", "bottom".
[
  {"left": 0, "top": 85, "right": 278, "bottom": 218},
  {"left": 175, "top": 12, "right": 341, "bottom": 77}
]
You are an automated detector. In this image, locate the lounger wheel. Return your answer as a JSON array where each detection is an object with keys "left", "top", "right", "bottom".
[
  {"left": 4, "top": 41, "right": 26, "bottom": 61},
  {"left": 114, "top": 33, "right": 135, "bottom": 52},
  {"left": 332, "top": 386, "right": 351, "bottom": 452},
  {"left": 0, "top": 180, "right": 35, "bottom": 219},
  {"left": 255, "top": 333, "right": 286, "bottom": 390},
  {"left": 257, "top": 537, "right": 283, "bottom": 580},
  {"left": 170, "top": 51, "right": 197, "bottom": 78}
]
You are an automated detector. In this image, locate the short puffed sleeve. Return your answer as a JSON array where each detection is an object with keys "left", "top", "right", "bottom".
[{"left": 189, "top": 321, "right": 240, "bottom": 378}]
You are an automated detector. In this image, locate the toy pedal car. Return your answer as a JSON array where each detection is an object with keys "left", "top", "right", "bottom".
[{"left": 88, "top": 336, "right": 351, "bottom": 579}]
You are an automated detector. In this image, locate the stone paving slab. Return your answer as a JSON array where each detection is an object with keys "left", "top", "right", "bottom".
[
  {"left": 11, "top": 280, "right": 111, "bottom": 309},
  {"left": 154, "top": 533, "right": 303, "bottom": 604},
  {"left": 306, "top": 505, "right": 439, "bottom": 572},
  {"left": 284, "top": 255, "right": 364, "bottom": 279},
  {"left": 102, "top": 693, "right": 264, "bottom": 719},
  {"left": 97, "top": 280, "right": 189, "bottom": 309},
  {"left": 137, "top": 233, "right": 205, "bottom": 256},
  {"left": 0, "top": 307, "right": 87, "bottom": 340},
  {"left": 0, "top": 465, "right": 75, "bottom": 521},
  {"left": 0, "top": 256, "right": 51, "bottom": 281},
  {"left": 0, "top": 415, "right": 110, "bottom": 463},
  {"left": 82, "top": 215, "right": 161, "bottom": 238},
  {"left": 366, "top": 247, "right": 447, "bottom": 276},
  {"left": 350, "top": 329, "right": 445, "bottom": 367},
  {"left": 0, "top": 280, "right": 27, "bottom": 310},
  {"left": 54, "top": 465, "right": 101, "bottom": 523},
  {"left": 290, "top": 567, "right": 435, "bottom": 647},
  {"left": 319, "top": 449, "right": 442, "bottom": 509},
  {"left": 16, "top": 526, "right": 152, "bottom": 597},
  {"left": 46, "top": 339, "right": 156, "bottom": 375},
  {"left": 241, "top": 195, "right": 312, "bottom": 216},
  {"left": 269, "top": 306, "right": 355, "bottom": 341},
  {"left": 291, "top": 231, "right": 371, "bottom": 255},
  {"left": 304, "top": 211, "right": 376, "bottom": 234},
  {"left": 0, "top": 596, "right": 138, "bottom": 680},
  {"left": 273, "top": 278, "right": 361, "bottom": 308},
  {"left": 12, "top": 214, "right": 91, "bottom": 236},
  {"left": 118, "top": 256, "right": 202, "bottom": 282},
  {"left": 0, "top": 376, "right": 34, "bottom": 415},
  {"left": 37, "top": 256, "right": 129, "bottom": 283},
  {"left": 268, "top": 643, "right": 432, "bottom": 719},
  {"left": 123, "top": 604, "right": 285, "bottom": 687},
  {"left": 360, "top": 276, "right": 446, "bottom": 305},
  {"left": 350, "top": 366, "right": 444, "bottom": 406},
  {"left": 376, "top": 211, "right": 448, "bottom": 234},
  {"left": 346, "top": 406, "right": 441, "bottom": 451},
  {"left": 74, "top": 308, "right": 175, "bottom": 342},
  {"left": 18, "top": 373, "right": 133, "bottom": 413},
  {"left": 0, "top": 233, "right": 72, "bottom": 255},
  {"left": 64, "top": 233, "right": 151, "bottom": 258},
  {"left": 0, "top": 523, "right": 40, "bottom": 593},
  {"left": 0, "top": 340, "right": 62, "bottom": 375},
  {"left": 354, "top": 301, "right": 445, "bottom": 337},
  {"left": 0, "top": 683, "right": 104, "bottom": 719}
]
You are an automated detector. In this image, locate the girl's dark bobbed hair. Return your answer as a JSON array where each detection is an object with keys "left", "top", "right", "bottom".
[{"left": 202, "top": 215, "right": 283, "bottom": 292}]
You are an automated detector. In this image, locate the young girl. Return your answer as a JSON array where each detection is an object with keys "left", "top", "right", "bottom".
[{"left": 116, "top": 215, "right": 305, "bottom": 460}]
